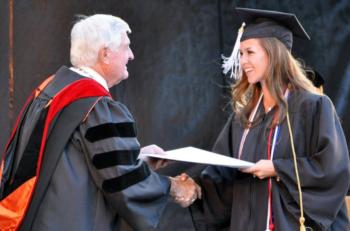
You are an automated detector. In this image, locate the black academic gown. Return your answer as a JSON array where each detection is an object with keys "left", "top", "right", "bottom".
[
  {"left": 0, "top": 66, "right": 170, "bottom": 231},
  {"left": 190, "top": 90, "right": 350, "bottom": 231}
]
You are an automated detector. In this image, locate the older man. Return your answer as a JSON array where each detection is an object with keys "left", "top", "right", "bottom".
[{"left": 0, "top": 14, "right": 200, "bottom": 231}]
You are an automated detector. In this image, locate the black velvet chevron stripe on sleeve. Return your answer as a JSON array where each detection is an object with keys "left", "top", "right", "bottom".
[
  {"left": 92, "top": 149, "right": 140, "bottom": 169},
  {"left": 85, "top": 122, "right": 136, "bottom": 142},
  {"left": 102, "top": 162, "right": 151, "bottom": 193}
]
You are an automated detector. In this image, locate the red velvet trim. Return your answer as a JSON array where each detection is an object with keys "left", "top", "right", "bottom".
[
  {"left": 36, "top": 79, "right": 110, "bottom": 175},
  {"left": 17, "top": 78, "right": 110, "bottom": 229},
  {"left": 267, "top": 128, "right": 275, "bottom": 231}
]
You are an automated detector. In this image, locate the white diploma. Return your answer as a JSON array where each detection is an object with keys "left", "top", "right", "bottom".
[{"left": 139, "top": 146, "right": 254, "bottom": 168}]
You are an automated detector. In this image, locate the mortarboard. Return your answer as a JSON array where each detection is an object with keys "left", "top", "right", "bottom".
[
  {"left": 223, "top": 7, "right": 310, "bottom": 79},
  {"left": 236, "top": 7, "right": 310, "bottom": 50}
]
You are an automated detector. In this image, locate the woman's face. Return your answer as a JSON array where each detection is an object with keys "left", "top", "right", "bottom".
[{"left": 240, "top": 38, "right": 269, "bottom": 84}]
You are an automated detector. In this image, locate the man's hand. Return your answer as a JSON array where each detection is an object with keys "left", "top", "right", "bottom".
[
  {"left": 139, "top": 144, "right": 169, "bottom": 170},
  {"left": 169, "top": 173, "right": 202, "bottom": 207},
  {"left": 240, "top": 159, "right": 277, "bottom": 179}
]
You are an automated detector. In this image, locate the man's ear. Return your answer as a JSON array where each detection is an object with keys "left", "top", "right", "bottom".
[{"left": 98, "top": 47, "right": 109, "bottom": 64}]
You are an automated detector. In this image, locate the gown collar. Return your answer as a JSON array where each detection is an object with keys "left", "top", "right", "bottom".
[{"left": 70, "top": 66, "right": 109, "bottom": 92}]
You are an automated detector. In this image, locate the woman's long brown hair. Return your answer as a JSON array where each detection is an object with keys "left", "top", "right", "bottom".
[{"left": 231, "top": 37, "right": 318, "bottom": 127}]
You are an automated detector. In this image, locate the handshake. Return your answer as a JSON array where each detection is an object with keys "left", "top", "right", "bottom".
[
  {"left": 169, "top": 173, "right": 202, "bottom": 207},
  {"left": 140, "top": 145, "right": 202, "bottom": 207}
]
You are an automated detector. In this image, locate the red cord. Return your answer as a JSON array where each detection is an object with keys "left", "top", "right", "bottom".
[{"left": 267, "top": 128, "right": 275, "bottom": 231}]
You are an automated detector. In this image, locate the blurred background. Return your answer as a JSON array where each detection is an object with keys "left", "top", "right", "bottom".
[{"left": 1, "top": 0, "right": 349, "bottom": 230}]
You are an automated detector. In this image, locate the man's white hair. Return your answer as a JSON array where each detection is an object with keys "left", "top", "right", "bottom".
[{"left": 70, "top": 14, "right": 131, "bottom": 67}]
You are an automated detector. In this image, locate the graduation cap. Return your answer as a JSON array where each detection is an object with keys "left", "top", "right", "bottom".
[
  {"left": 223, "top": 7, "right": 310, "bottom": 79},
  {"left": 237, "top": 7, "right": 310, "bottom": 50}
]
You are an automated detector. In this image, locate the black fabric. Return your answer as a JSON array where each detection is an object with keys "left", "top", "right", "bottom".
[
  {"left": 2, "top": 108, "right": 48, "bottom": 198},
  {"left": 1, "top": 66, "right": 86, "bottom": 199},
  {"left": 19, "top": 97, "right": 101, "bottom": 231},
  {"left": 190, "top": 176, "right": 233, "bottom": 231},
  {"left": 85, "top": 122, "right": 136, "bottom": 143},
  {"left": 305, "top": 69, "right": 325, "bottom": 88},
  {"left": 0, "top": 99, "right": 34, "bottom": 199},
  {"left": 102, "top": 161, "right": 151, "bottom": 193},
  {"left": 42, "top": 66, "right": 85, "bottom": 98},
  {"left": 190, "top": 90, "right": 350, "bottom": 231},
  {"left": 18, "top": 67, "right": 106, "bottom": 231},
  {"left": 242, "top": 19, "right": 293, "bottom": 50},
  {"left": 92, "top": 149, "right": 140, "bottom": 169}
]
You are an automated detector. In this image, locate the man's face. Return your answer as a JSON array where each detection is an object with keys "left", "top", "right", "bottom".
[{"left": 105, "top": 33, "right": 134, "bottom": 87}]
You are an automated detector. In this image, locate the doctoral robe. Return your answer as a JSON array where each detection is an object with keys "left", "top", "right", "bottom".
[{"left": 0, "top": 66, "right": 170, "bottom": 231}]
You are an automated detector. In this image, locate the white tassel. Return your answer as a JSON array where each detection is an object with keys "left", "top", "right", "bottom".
[{"left": 222, "top": 22, "right": 246, "bottom": 79}]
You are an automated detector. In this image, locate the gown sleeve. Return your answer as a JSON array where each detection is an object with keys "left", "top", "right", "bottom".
[
  {"left": 273, "top": 95, "right": 350, "bottom": 229},
  {"left": 72, "top": 97, "right": 170, "bottom": 230},
  {"left": 190, "top": 115, "right": 236, "bottom": 230}
]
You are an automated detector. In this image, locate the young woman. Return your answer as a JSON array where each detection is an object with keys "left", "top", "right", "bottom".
[{"left": 190, "top": 8, "right": 350, "bottom": 231}]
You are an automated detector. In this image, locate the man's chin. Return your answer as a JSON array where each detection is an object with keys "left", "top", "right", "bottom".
[
  {"left": 123, "top": 72, "right": 129, "bottom": 79},
  {"left": 113, "top": 74, "right": 128, "bottom": 86}
]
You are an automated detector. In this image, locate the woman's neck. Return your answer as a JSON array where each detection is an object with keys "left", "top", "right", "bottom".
[{"left": 261, "top": 82, "right": 276, "bottom": 113}]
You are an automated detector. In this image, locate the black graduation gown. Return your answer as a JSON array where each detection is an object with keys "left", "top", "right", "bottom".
[{"left": 190, "top": 90, "right": 350, "bottom": 231}]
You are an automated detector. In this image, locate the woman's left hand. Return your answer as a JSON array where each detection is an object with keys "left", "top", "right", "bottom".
[{"left": 241, "top": 159, "right": 277, "bottom": 180}]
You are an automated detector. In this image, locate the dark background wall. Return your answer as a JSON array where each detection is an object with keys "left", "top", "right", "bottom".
[
  {"left": 0, "top": 0, "right": 228, "bottom": 154},
  {"left": 1, "top": 0, "right": 349, "bottom": 230}
]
